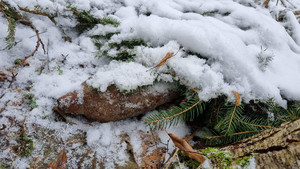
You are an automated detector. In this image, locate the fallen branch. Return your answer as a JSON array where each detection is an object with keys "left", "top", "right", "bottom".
[
  {"left": 0, "top": 2, "right": 46, "bottom": 65},
  {"left": 148, "top": 100, "right": 201, "bottom": 124},
  {"left": 0, "top": 100, "right": 10, "bottom": 113}
]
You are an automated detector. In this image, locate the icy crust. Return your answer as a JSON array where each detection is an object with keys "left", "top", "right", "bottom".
[{"left": 86, "top": 61, "right": 157, "bottom": 92}]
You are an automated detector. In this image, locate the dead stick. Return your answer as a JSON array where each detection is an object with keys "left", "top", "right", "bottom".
[
  {"left": 18, "top": 19, "right": 46, "bottom": 64},
  {"left": 18, "top": 6, "right": 56, "bottom": 24}
]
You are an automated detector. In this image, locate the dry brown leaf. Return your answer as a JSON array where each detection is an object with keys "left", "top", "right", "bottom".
[
  {"left": 168, "top": 133, "right": 205, "bottom": 163},
  {"left": 0, "top": 72, "right": 7, "bottom": 82},
  {"left": 232, "top": 90, "right": 241, "bottom": 106},
  {"left": 47, "top": 150, "right": 67, "bottom": 169},
  {"left": 151, "top": 52, "right": 174, "bottom": 70},
  {"left": 263, "top": 0, "right": 271, "bottom": 8}
]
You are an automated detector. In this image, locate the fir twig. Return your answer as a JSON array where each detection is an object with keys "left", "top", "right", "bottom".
[
  {"left": 234, "top": 116, "right": 272, "bottom": 129},
  {"left": 148, "top": 100, "right": 201, "bottom": 124},
  {"left": 18, "top": 6, "right": 56, "bottom": 24},
  {"left": 226, "top": 104, "right": 238, "bottom": 135},
  {"left": 0, "top": 2, "right": 16, "bottom": 49}
]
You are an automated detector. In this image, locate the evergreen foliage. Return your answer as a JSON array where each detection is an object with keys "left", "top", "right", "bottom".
[
  {"left": 146, "top": 86, "right": 300, "bottom": 145},
  {"left": 69, "top": 6, "right": 119, "bottom": 33},
  {"left": 146, "top": 90, "right": 205, "bottom": 129},
  {"left": 94, "top": 38, "right": 146, "bottom": 61},
  {"left": 0, "top": 1, "right": 18, "bottom": 49}
]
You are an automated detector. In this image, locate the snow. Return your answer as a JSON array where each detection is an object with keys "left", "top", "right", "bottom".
[
  {"left": 1, "top": 0, "right": 300, "bottom": 168},
  {"left": 87, "top": 61, "right": 157, "bottom": 92}
]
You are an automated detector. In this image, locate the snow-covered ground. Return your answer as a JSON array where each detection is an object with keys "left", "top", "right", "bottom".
[{"left": 0, "top": 0, "right": 300, "bottom": 168}]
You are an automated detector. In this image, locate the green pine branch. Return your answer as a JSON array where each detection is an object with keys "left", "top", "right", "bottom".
[{"left": 146, "top": 92, "right": 205, "bottom": 129}]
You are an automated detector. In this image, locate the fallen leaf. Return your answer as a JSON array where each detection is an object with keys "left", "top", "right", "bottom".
[
  {"left": 168, "top": 133, "right": 205, "bottom": 163},
  {"left": 0, "top": 72, "right": 7, "bottom": 82},
  {"left": 47, "top": 150, "right": 67, "bottom": 169},
  {"left": 149, "top": 52, "right": 174, "bottom": 71},
  {"left": 232, "top": 90, "right": 241, "bottom": 106},
  {"left": 262, "top": 0, "right": 270, "bottom": 8}
]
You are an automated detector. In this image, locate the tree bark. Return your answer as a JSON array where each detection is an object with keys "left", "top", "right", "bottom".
[{"left": 222, "top": 119, "right": 300, "bottom": 169}]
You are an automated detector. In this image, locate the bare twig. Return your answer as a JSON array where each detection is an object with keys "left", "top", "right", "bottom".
[
  {"left": 33, "top": 156, "right": 39, "bottom": 169},
  {"left": 8, "top": 72, "right": 18, "bottom": 88},
  {"left": 0, "top": 93, "right": 5, "bottom": 99},
  {"left": 18, "top": 19, "right": 46, "bottom": 65},
  {"left": 280, "top": 0, "right": 288, "bottom": 7},
  {"left": 78, "top": 149, "right": 92, "bottom": 169},
  {"left": 18, "top": 6, "right": 56, "bottom": 24},
  {"left": 0, "top": 100, "right": 10, "bottom": 113},
  {"left": 67, "top": 139, "right": 86, "bottom": 145},
  {"left": 165, "top": 148, "right": 179, "bottom": 169}
]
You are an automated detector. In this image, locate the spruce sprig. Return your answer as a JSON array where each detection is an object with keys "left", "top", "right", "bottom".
[
  {"left": 146, "top": 86, "right": 300, "bottom": 145},
  {"left": 146, "top": 92, "right": 205, "bottom": 129}
]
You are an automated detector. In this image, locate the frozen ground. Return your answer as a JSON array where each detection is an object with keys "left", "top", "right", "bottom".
[{"left": 0, "top": 0, "right": 299, "bottom": 168}]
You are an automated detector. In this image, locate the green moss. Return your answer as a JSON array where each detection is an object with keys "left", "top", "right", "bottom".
[
  {"left": 236, "top": 155, "right": 252, "bottom": 167},
  {"left": 14, "top": 58, "right": 22, "bottom": 64},
  {"left": 57, "top": 67, "right": 63, "bottom": 75},
  {"left": 178, "top": 151, "right": 201, "bottom": 168},
  {"left": 12, "top": 134, "right": 34, "bottom": 157},
  {"left": 199, "top": 147, "right": 253, "bottom": 168},
  {"left": 201, "top": 148, "right": 232, "bottom": 168},
  {"left": 25, "top": 93, "right": 34, "bottom": 99},
  {"left": 25, "top": 93, "right": 38, "bottom": 110},
  {"left": 29, "top": 100, "right": 38, "bottom": 110}
]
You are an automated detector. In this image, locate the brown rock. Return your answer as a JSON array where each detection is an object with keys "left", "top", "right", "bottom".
[{"left": 56, "top": 82, "right": 179, "bottom": 122}]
